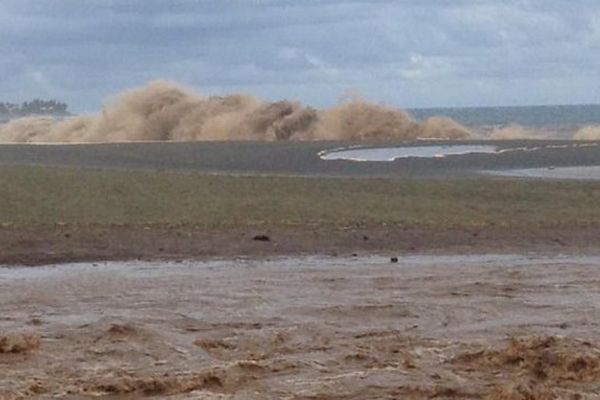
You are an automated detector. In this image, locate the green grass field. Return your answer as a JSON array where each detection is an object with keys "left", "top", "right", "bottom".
[{"left": 1, "top": 165, "right": 600, "bottom": 229}]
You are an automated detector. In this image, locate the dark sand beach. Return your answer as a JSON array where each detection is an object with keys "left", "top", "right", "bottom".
[{"left": 1, "top": 140, "right": 599, "bottom": 178}]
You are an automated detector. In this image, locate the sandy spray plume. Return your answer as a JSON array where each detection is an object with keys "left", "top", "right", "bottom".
[
  {"left": 0, "top": 81, "right": 472, "bottom": 143},
  {"left": 489, "top": 124, "right": 540, "bottom": 140},
  {"left": 574, "top": 125, "right": 600, "bottom": 140}
]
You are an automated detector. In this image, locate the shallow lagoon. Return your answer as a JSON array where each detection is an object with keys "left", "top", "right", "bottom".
[{"left": 320, "top": 144, "right": 499, "bottom": 161}]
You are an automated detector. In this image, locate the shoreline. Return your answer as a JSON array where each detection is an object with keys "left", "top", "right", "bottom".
[
  {"left": 2, "top": 224, "right": 599, "bottom": 267},
  {"left": 1, "top": 139, "right": 599, "bottom": 179}
]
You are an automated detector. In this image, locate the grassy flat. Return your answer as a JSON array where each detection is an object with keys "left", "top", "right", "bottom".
[{"left": 1, "top": 165, "right": 600, "bottom": 229}]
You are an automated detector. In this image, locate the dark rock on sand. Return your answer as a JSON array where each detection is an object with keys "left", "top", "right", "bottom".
[{"left": 253, "top": 235, "right": 271, "bottom": 242}]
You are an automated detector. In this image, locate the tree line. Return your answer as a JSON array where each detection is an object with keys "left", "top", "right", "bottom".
[{"left": 0, "top": 99, "right": 69, "bottom": 117}]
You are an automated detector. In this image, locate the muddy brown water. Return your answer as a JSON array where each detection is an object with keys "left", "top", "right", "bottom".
[{"left": 2, "top": 254, "right": 600, "bottom": 398}]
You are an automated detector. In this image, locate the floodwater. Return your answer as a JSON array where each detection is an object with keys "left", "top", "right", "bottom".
[
  {"left": 319, "top": 144, "right": 498, "bottom": 161},
  {"left": 3, "top": 254, "right": 600, "bottom": 398}
]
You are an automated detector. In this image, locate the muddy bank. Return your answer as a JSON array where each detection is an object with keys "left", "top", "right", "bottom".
[
  {"left": 2, "top": 254, "right": 600, "bottom": 398},
  {"left": 1, "top": 224, "right": 599, "bottom": 266}
]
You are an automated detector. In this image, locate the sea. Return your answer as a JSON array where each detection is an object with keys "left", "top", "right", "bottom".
[{"left": 408, "top": 104, "right": 600, "bottom": 130}]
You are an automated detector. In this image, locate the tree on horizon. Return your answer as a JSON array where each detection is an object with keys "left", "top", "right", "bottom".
[{"left": 0, "top": 99, "right": 69, "bottom": 117}]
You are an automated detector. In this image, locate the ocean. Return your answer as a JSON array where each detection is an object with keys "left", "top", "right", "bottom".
[
  {"left": 408, "top": 104, "right": 600, "bottom": 129},
  {"left": 3, "top": 104, "right": 600, "bottom": 129}
]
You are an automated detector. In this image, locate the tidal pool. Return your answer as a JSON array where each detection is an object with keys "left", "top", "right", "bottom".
[{"left": 320, "top": 144, "right": 498, "bottom": 161}]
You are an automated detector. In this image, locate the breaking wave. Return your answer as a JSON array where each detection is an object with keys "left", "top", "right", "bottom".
[
  {"left": 574, "top": 125, "right": 600, "bottom": 140},
  {"left": 0, "top": 81, "right": 471, "bottom": 143},
  {"left": 488, "top": 124, "right": 540, "bottom": 140}
]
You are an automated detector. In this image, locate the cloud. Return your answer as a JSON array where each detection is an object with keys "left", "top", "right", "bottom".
[{"left": 0, "top": 0, "right": 599, "bottom": 111}]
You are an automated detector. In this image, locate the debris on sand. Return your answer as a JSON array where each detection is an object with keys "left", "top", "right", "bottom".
[
  {"left": 0, "top": 333, "right": 40, "bottom": 354},
  {"left": 252, "top": 235, "right": 270, "bottom": 242}
]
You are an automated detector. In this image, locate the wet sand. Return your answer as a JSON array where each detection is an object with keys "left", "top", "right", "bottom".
[
  {"left": 2, "top": 254, "right": 600, "bottom": 399},
  {"left": 486, "top": 165, "right": 600, "bottom": 180},
  {"left": 2, "top": 224, "right": 600, "bottom": 267},
  {"left": 1, "top": 140, "right": 599, "bottom": 178}
]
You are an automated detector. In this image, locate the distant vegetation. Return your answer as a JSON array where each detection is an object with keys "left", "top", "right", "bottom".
[{"left": 0, "top": 99, "right": 69, "bottom": 120}]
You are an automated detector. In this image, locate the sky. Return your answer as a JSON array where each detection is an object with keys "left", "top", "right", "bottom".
[{"left": 1, "top": 0, "right": 599, "bottom": 112}]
